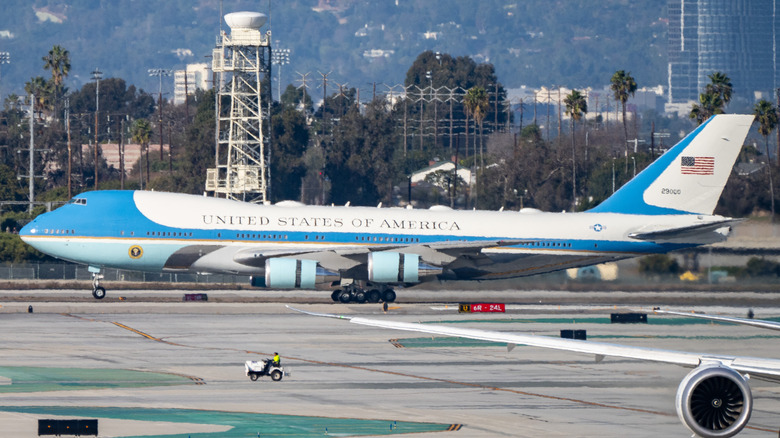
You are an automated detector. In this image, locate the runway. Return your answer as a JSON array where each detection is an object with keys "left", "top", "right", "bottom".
[{"left": 2, "top": 289, "right": 780, "bottom": 437}]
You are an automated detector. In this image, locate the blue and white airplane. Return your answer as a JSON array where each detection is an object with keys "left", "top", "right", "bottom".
[{"left": 20, "top": 114, "right": 754, "bottom": 301}]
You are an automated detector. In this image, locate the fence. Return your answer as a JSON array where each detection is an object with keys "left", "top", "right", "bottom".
[{"left": 0, "top": 263, "right": 250, "bottom": 285}]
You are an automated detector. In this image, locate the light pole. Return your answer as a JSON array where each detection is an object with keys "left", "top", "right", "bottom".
[
  {"left": 148, "top": 68, "right": 171, "bottom": 163},
  {"left": 272, "top": 47, "right": 290, "bottom": 100},
  {"left": 0, "top": 52, "right": 9, "bottom": 102},
  {"left": 91, "top": 68, "right": 102, "bottom": 190}
]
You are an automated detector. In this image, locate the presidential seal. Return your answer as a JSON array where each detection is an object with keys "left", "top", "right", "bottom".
[{"left": 129, "top": 245, "right": 143, "bottom": 259}]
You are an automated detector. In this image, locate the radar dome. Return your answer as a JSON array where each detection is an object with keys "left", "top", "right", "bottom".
[{"left": 224, "top": 12, "right": 267, "bottom": 30}]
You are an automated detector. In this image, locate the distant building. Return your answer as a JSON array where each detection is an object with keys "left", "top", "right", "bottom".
[
  {"left": 173, "top": 63, "right": 211, "bottom": 105},
  {"left": 411, "top": 161, "right": 472, "bottom": 188},
  {"left": 667, "top": 0, "right": 779, "bottom": 104}
]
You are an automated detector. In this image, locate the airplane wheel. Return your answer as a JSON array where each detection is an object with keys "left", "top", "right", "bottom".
[
  {"left": 381, "top": 289, "right": 396, "bottom": 303},
  {"left": 92, "top": 286, "right": 106, "bottom": 300},
  {"left": 338, "top": 290, "right": 352, "bottom": 303},
  {"left": 367, "top": 289, "right": 381, "bottom": 303},
  {"left": 270, "top": 370, "right": 283, "bottom": 381},
  {"left": 249, "top": 373, "right": 259, "bottom": 381},
  {"left": 331, "top": 290, "right": 342, "bottom": 302},
  {"left": 354, "top": 290, "right": 367, "bottom": 303}
]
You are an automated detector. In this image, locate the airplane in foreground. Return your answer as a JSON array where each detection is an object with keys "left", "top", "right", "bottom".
[
  {"left": 20, "top": 114, "right": 753, "bottom": 301},
  {"left": 289, "top": 305, "right": 780, "bottom": 438}
]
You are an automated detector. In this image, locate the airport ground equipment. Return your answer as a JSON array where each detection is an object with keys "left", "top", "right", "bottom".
[{"left": 245, "top": 360, "right": 284, "bottom": 381}]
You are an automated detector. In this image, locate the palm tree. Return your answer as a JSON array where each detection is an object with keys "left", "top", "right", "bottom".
[
  {"left": 131, "top": 118, "right": 152, "bottom": 189},
  {"left": 564, "top": 89, "right": 587, "bottom": 211},
  {"left": 610, "top": 70, "right": 637, "bottom": 172},
  {"left": 463, "top": 86, "right": 489, "bottom": 208},
  {"left": 464, "top": 86, "right": 489, "bottom": 163},
  {"left": 707, "top": 72, "right": 732, "bottom": 106},
  {"left": 690, "top": 72, "right": 732, "bottom": 125},
  {"left": 24, "top": 76, "right": 50, "bottom": 119},
  {"left": 754, "top": 99, "right": 777, "bottom": 222},
  {"left": 42, "top": 45, "right": 70, "bottom": 118}
]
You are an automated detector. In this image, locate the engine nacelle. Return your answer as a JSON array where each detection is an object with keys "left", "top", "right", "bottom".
[
  {"left": 675, "top": 364, "right": 752, "bottom": 438},
  {"left": 252, "top": 258, "right": 317, "bottom": 289},
  {"left": 368, "top": 252, "right": 419, "bottom": 283}
]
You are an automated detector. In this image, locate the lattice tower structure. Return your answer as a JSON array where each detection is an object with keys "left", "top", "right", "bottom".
[{"left": 206, "top": 12, "right": 272, "bottom": 203}]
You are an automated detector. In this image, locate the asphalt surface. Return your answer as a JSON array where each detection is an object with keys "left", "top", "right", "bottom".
[{"left": 2, "top": 289, "right": 780, "bottom": 437}]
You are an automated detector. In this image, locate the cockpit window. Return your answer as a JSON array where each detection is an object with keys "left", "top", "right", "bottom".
[{"left": 68, "top": 198, "right": 87, "bottom": 205}]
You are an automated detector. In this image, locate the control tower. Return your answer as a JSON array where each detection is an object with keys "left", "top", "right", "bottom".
[{"left": 206, "top": 11, "right": 272, "bottom": 203}]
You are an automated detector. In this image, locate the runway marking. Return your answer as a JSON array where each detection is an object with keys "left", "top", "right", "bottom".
[
  {"left": 111, "top": 322, "right": 161, "bottom": 342},
  {"left": 62, "top": 314, "right": 779, "bottom": 435}
]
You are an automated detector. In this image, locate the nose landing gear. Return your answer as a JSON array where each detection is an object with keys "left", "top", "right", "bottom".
[{"left": 91, "top": 272, "right": 106, "bottom": 299}]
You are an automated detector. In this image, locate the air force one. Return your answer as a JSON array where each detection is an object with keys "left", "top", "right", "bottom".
[
  {"left": 289, "top": 305, "right": 780, "bottom": 438},
  {"left": 20, "top": 114, "right": 753, "bottom": 301}
]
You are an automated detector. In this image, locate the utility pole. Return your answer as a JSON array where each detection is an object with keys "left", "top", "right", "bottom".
[
  {"left": 776, "top": 88, "right": 780, "bottom": 160},
  {"left": 120, "top": 116, "right": 125, "bottom": 189},
  {"left": 92, "top": 68, "right": 102, "bottom": 190},
  {"left": 65, "top": 98, "right": 71, "bottom": 199},
  {"left": 318, "top": 71, "right": 331, "bottom": 135},
  {"left": 296, "top": 71, "right": 310, "bottom": 114},
  {"left": 28, "top": 94, "right": 34, "bottom": 213},
  {"left": 149, "top": 68, "right": 171, "bottom": 162}
]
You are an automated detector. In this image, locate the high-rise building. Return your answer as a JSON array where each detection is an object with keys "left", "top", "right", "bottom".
[
  {"left": 173, "top": 63, "right": 211, "bottom": 105},
  {"left": 667, "top": 0, "right": 778, "bottom": 104}
]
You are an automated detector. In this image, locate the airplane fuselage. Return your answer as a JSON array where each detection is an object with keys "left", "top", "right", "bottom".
[{"left": 20, "top": 190, "right": 730, "bottom": 281}]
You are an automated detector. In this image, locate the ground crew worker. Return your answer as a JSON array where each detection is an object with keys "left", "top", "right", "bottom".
[{"left": 273, "top": 352, "right": 280, "bottom": 367}]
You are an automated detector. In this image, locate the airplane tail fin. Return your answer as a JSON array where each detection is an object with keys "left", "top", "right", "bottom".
[{"left": 588, "top": 114, "right": 754, "bottom": 215}]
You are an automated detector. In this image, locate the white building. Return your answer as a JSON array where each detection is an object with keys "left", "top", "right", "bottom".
[{"left": 173, "top": 63, "right": 211, "bottom": 105}]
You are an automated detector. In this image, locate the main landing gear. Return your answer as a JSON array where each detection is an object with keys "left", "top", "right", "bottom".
[
  {"left": 331, "top": 284, "right": 396, "bottom": 304},
  {"left": 92, "top": 272, "right": 106, "bottom": 300}
]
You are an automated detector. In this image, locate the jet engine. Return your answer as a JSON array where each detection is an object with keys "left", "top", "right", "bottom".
[
  {"left": 253, "top": 258, "right": 317, "bottom": 289},
  {"left": 675, "top": 364, "right": 752, "bottom": 438},
  {"left": 368, "top": 252, "right": 419, "bottom": 283}
]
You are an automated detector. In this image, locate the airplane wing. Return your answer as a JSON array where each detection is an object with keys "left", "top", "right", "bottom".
[
  {"left": 230, "top": 239, "right": 528, "bottom": 271},
  {"left": 654, "top": 309, "right": 780, "bottom": 332},
  {"left": 287, "top": 306, "right": 780, "bottom": 383}
]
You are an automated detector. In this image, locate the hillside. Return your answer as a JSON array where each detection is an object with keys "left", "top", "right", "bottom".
[{"left": 0, "top": 0, "right": 667, "bottom": 99}]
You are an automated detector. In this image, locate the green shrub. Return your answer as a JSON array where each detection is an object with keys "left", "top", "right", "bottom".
[{"left": 638, "top": 254, "right": 680, "bottom": 275}]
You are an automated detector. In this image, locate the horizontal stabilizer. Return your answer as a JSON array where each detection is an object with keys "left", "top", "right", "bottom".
[{"left": 627, "top": 219, "right": 741, "bottom": 242}]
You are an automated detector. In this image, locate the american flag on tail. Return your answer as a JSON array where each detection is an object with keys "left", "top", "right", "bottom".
[{"left": 680, "top": 156, "right": 714, "bottom": 175}]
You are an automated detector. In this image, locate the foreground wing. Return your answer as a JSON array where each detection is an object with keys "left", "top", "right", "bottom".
[{"left": 288, "top": 306, "right": 780, "bottom": 382}]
